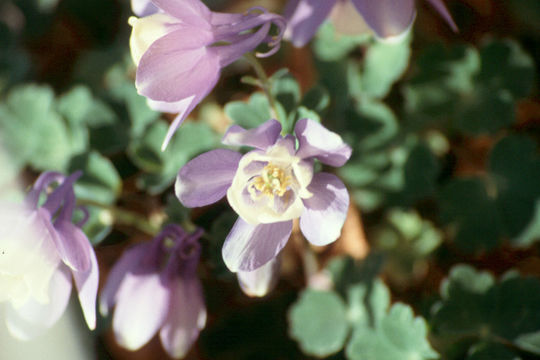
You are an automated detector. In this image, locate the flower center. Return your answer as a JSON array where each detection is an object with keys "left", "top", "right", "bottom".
[{"left": 251, "top": 163, "right": 291, "bottom": 197}]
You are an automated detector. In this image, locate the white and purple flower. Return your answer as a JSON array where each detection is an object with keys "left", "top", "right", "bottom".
[
  {"left": 176, "top": 118, "right": 352, "bottom": 273},
  {"left": 129, "top": 0, "right": 286, "bottom": 150},
  {"left": 0, "top": 171, "right": 98, "bottom": 340},
  {"left": 100, "top": 225, "right": 205, "bottom": 359},
  {"left": 284, "top": 0, "right": 458, "bottom": 47}
]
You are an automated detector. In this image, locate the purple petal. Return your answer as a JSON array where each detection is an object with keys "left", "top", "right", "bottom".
[
  {"left": 176, "top": 149, "right": 242, "bottom": 207},
  {"left": 284, "top": 0, "right": 337, "bottom": 47},
  {"left": 222, "top": 218, "right": 292, "bottom": 272},
  {"left": 151, "top": 0, "right": 211, "bottom": 26},
  {"left": 136, "top": 27, "right": 220, "bottom": 103},
  {"left": 99, "top": 243, "right": 151, "bottom": 316},
  {"left": 350, "top": 0, "right": 416, "bottom": 39},
  {"left": 300, "top": 173, "right": 349, "bottom": 246},
  {"left": 425, "top": 0, "right": 458, "bottom": 32},
  {"left": 159, "top": 278, "right": 206, "bottom": 358},
  {"left": 222, "top": 119, "right": 282, "bottom": 149},
  {"left": 52, "top": 221, "right": 91, "bottom": 272},
  {"left": 113, "top": 272, "right": 170, "bottom": 350},
  {"left": 237, "top": 257, "right": 280, "bottom": 297},
  {"left": 72, "top": 240, "right": 99, "bottom": 330},
  {"left": 159, "top": 96, "right": 198, "bottom": 151},
  {"left": 131, "top": 0, "right": 159, "bottom": 17},
  {"left": 5, "top": 265, "right": 72, "bottom": 341},
  {"left": 295, "top": 118, "right": 352, "bottom": 167}
]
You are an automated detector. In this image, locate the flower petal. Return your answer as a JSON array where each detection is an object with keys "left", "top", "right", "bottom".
[
  {"left": 5, "top": 265, "right": 72, "bottom": 341},
  {"left": 151, "top": 0, "right": 211, "bottom": 26},
  {"left": 159, "top": 96, "right": 198, "bottom": 150},
  {"left": 350, "top": 0, "right": 416, "bottom": 39},
  {"left": 300, "top": 172, "right": 349, "bottom": 246},
  {"left": 112, "top": 272, "right": 170, "bottom": 351},
  {"left": 284, "top": 0, "right": 337, "bottom": 47},
  {"left": 425, "top": 0, "right": 458, "bottom": 32},
  {"left": 131, "top": 0, "right": 159, "bottom": 17},
  {"left": 222, "top": 218, "right": 292, "bottom": 272},
  {"left": 99, "top": 243, "right": 151, "bottom": 316},
  {"left": 237, "top": 257, "right": 280, "bottom": 297},
  {"left": 159, "top": 278, "right": 206, "bottom": 359},
  {"left": 222, "top": 119, "right": 282, "bottom": 150},
  {"left": 52, "top": 220, "right": 91, "bottom": 273},
  {"left": 176, "top": 149, "right": 242, "bottom": 207},
  {"left": 294, "top": 118, "right": 352, "bottom": 167},
  {"left": 129, "top": 13, "right": 180, "bottom": 66},
  {"left": 72, "top": 240, "right": 99, "bottom": 330},
  {"left": 136, "top": 27, "right": 220, "bottom": 103}
]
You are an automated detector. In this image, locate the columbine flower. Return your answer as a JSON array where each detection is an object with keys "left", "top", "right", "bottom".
[
  {"left": 100, "top": 225, "right": 205, "bottom": 359},
  {"left": 284, "top": 0, "right": 458, "bottom": 47},
  {"left": 128, "top": 0, "right": 286, "bottom": 150},
  {"left": 176, "top": 118, "right": 352, "bottom": 273},
  {"left": 0, "top": 171, "right": 98, "bottom": 340}
]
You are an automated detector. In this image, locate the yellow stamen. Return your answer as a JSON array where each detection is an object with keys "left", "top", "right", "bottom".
[{"left": 252, "top": 163, "right": 290, "bottom": 197}]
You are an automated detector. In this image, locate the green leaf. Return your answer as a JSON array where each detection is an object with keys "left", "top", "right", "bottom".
[
  {"left": 399, "top": 142, "right": 440, "bottom": 201},
  {"left": 512, "top": 199, "right": 540, "bottom": 247},
  {"left": 68, "top": 151, "right": 121, "bottom": 205},
  {"left": 288, "top": 290, "right": 349, "bottom": 357},
  {"left": 0, "top": 84, "right": 72, "bottom": 171},
  {"left": 346, "top": 303, "right": 438, "bottom": 360},
  {"left": 224, "top": 93, "right": 272, "bottom": 129},
  {"left": 476, "top": 39, "right": 535, "bottom": 99},
  {"left": 375, "top": 209, "right": 442, "bottom": 280},
  {"left": 325, "top": 254, "right": 384, "bottom": 296},
  {"left": 438, "top": 178, "right": 503, "bottom": 251},
  {"left": 301, "top": 85, "right": 330, "bottom": 114},
  {"left": 514, "top": 331, "right": 540, "bottom": 355},
  {"left": 356, "top": 35, "right": 411, "bottom": 99},
  {"left": 313, "top": 22, "right": 370, "bottom": 61},
  {"left": 433, "top": 265, "right": 540, "bottom": 356},
  {"left": 271, "top": 74, "right": 301, "bottom": 117},
  {"left": 130, "top": 121, "right": 219, "bottom": 194},
  {"left": 488, "top": 135, "right": 540, "bottom": 237},
  {"left": 351, "top": 100, "right": 399, "bottom": 152},
  {"left": 466, "top": 342, "right": 522, "bottom": 360},
  {"left": 403, "top": 40, "right": 534, "bottom": 135},
  {"left": 347, "top": 279, "right": 391, "bottom": 329}
]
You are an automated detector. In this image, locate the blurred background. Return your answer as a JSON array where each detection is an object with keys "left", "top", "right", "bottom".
[{"left": 1, "top": 0, "right": 540, "bottom": 359}]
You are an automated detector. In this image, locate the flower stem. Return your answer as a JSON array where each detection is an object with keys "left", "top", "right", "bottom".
[
  {"left": 244, "top": 53, "right": 284, "bottom": 127},
  {"left": 77, "top": 199, "right": 161, "bottom": 236}
]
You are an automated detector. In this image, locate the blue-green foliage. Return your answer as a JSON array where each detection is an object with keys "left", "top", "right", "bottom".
[
  {"left": 289, "top": 259, "right": 437, "bottom": 359},
  {"left": 2, "top": 0, "right": 540, "bottom": 358},
  {"left": 432, "top": 265, "right": 540, "bottom": 359}
]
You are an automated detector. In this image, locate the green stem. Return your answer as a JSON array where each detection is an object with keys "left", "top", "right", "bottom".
[
  {"left": 244, "top": 53, "right": 284, "bottom": 127},
  {"left": 77, "top": 199, "right": 160, "bottom": 236}
]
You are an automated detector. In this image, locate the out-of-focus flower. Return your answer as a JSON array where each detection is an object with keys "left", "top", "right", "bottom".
[
  {"left": 284, "top": 0, "right": 458, "bottom": 47},
  {"left": 0, "top": 171, "right": 98, "bottom": 340},
  {"left": 176, "top": 119, "right": 351, "bottom": 273},
  {"left": 128, "top": 0, "right": 286, "bottom": 150},
  {"left": 237, "top": 257, "right": 280, "bottom": 297},
  {"left": 100, "top": 225, "right": 205, "bottom": 359}
]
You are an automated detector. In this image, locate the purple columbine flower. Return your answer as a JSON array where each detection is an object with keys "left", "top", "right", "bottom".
[
  {"left": 0, "top": 171, "right": 98, "bottom": 340},
  {"left": 284, "top": 0, "right": 458, "bottom": 47},
  {"left": 176, "top": 118, "right": 352, "bottom": 272},
  {"left": 128, "top": 0, "right": 286, "bottom": 150},
  {"left": 100, "top": 225, "right": 205, "bottom": 358}
]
